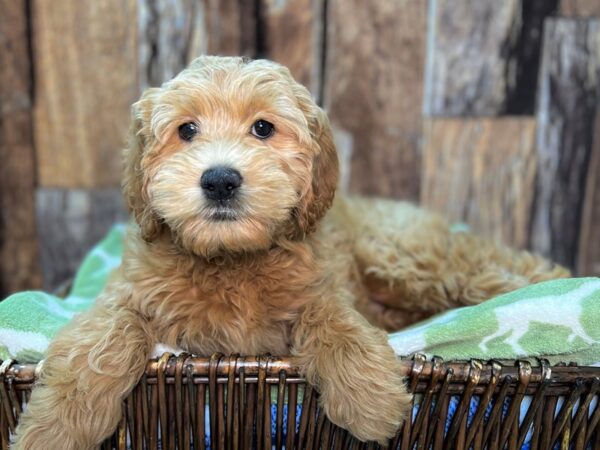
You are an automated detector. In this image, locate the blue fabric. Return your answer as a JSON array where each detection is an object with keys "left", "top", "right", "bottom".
[{"left": 190, "top": 394, "right": 595, "bottom": 449}]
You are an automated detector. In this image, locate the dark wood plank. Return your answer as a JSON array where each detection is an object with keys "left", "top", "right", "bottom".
[
  {"left": 424, "top": 0, "right": 559, "bottom": 116},
  {"left": 505, "top": 0, "right": 561, "bottom": 114},
  {"left": 421, "top": 118, "right": 537, "bottom": 249},
  {"left": 32, "top": 0, "right": 138, "bottom": 188},
  {"left": 204, "top": 0, "right": 256, "bottom": 57},
  {"left": 530, "top": 18, "right": 600, "bottom": 270},
  {"left": 36, "top": 189, "right": 128, "bottom": 291},
  {"left": 260, "top": 0, "right": 323, "bottom": 97},
  {"left": 578, "top": 115, "right": 600, "bottom": 276},
  {"left": 0, "top": 0, "right": 42, "bottom": 296},
  {"left": 324, "top": 0, "right": 427, "bottom": 200}
]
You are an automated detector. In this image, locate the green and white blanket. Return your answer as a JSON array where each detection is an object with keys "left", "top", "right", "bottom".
[
  {"left": 388, "top": 277, "right": 600, "bottom": 364},
  {"left": 1, "top": 225, "right": 599, "bottom": 365},
  {"left": 0, "top": 225, "right": 125, "bottom": 362}
]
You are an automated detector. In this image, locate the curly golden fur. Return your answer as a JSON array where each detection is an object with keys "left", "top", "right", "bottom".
[{"left": 13, "top": 56, "right": 569, "bottom": 449}]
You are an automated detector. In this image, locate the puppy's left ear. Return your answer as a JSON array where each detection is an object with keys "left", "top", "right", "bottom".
[
  {"left": 293, "top": 100, "right": 339, "bottom": 237},
  {"left": 122, "top": 87, "right": 164, "bottom": 241}
]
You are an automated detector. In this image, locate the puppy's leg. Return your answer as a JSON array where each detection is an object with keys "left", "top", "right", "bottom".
[
  {"left": 13, "top": 295, "right": 152, "bottom": 450},
  {"left": 342, "top": 197, "right": 570, "bottom": 330},
  {"left": 292, "top": 292, "right": 410, "bottom": 444}
]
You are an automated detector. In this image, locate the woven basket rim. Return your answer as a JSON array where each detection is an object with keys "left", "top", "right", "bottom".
[{"left": 3, "top": 354, "right": 600, "bottom": 392}]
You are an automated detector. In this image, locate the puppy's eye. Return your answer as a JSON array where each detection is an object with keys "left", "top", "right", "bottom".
[
  {"left": 178, "top": 122, "right": 199, "bottom": 141},
  {"left": 251, "top": 120, "right": 275, "bottom": 139}
]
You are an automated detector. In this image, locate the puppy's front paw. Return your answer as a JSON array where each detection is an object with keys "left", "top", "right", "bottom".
[{"left": 317, "top": 346, "right": 411, "bottom": 443}]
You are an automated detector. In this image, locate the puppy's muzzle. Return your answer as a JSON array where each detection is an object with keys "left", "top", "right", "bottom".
[{"left": 200, "top": 167, "right": 242, "bottom": 201}]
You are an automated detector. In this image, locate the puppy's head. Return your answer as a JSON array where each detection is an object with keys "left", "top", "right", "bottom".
[{"left": 124, "top": 56, "right": 338, "bottom": 257}]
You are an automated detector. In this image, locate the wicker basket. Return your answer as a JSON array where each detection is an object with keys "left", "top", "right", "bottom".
[{"left": 1, "top": 354, "right": 599, "bottom": 449}]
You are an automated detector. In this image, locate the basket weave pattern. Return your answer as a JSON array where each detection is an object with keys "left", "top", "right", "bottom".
[{"left": 1, "top": 354, "right": 599, "bottom": 449}]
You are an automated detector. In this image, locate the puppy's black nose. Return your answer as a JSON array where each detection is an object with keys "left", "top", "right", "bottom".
[{"left": 200, "top": 167, "right": 242, "bottom": 201}]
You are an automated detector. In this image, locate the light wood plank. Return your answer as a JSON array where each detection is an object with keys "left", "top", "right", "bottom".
[
  {"left": 422, "top": 118, "right": 537, "bottom": 250},
  {"left": 0, "top": 0, "right": 42, "bottom": 296},
  {"left": 33, "top": 0, "right": 138, "bottom": 188},
  {"left": 560, "top": 0, "right": 600, "bottom": 16},
  {"left": 323, "top": 0, "right": 427, "bottom": 200}
]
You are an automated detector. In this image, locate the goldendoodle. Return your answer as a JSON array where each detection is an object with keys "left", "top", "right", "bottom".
[{"left": 14, "top": 56, "right": 568, "bottom": 449}]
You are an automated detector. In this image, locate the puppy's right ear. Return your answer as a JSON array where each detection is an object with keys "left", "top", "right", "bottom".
[{"left": 122, "top": 88, "right": 163, "bottom": 241}]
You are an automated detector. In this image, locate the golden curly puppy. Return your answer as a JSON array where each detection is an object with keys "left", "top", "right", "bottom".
[{"left": 14, "top": 56, "right": 568, "bottom": 449}]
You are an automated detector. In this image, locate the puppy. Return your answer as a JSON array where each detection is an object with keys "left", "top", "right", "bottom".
[{"left": 13, "top": 56, "right": 568, "bottom": 449}]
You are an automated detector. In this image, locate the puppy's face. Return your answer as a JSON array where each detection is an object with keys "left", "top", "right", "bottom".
[{"left": 124, "top": 57, "right": 338, "bottom": 257}]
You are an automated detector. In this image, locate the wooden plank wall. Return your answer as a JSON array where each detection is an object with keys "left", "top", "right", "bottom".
[
  {"left": 423, "top": 0, "right": 560, "bottom": 116},
  {"left": 0, "top": 0, "right": 42, "bottom": 294},
  {"left": 323, "top": 0, "right": 427, "bottom": 200},
  {"left": 560, "top": 2, "right": 600, "bottom": 277},
  {"left": 138, "top": 0, "right": 257, "bottom": 91},
  {"left": 0, "top": 0, "right": 599, "bottom": 295},
  {"left": 261, "top": 0, "right": 322, "bottom": 96},
  {"left": 422, "top": 0, "right": 600, "bottom": 277},
  {"left": 422, "top": 118, "right": 537, "bottom": 250},
  {"left": 531, "top": 18, "right": 600, "bottom": 269},
  {"left": 32, "top": 0, "right": 137, "bottom": 288},
  {"left": 424, "top": 0, "right": 522, "bottom": 116},
  {"left": 421, "top": 0, "right": 552, "bottom": 250},
  {"left": 580, "top": 116, "right": 600, "bottom": 276},
  {"left": 561, "top": 0, "right": 600, "bottom": 16}
]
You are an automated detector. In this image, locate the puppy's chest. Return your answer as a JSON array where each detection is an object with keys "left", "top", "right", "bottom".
[{"left": 154, "top": 269, "right": 316, "bottom": 355}]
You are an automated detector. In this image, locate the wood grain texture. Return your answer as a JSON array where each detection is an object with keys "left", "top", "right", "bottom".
[
  {"left": 324, "top": 0, "right": 427, "bottom": 200},
  {"left": 577, "top": 115, "right": 600, "bottom": 276},
  {"left": 203, "top": 0, "right": 256, "bottom": 56},
  {"left": 137, "top": 0, "right": 204, "bottom": 90},
  {"left": 33, "top": 0, "right": 138, "bottom": 188},
  {"left": 138, "top": 0, "right": 257, "bottom": 90},
  {"left": 560, "top": 0, "right": 600, "bottom": 16},
  {"left": 36, "top": 189, "right": 128, "bottom": 290},
  {"left": 531, "top": 18, "right": 600, "bottom": 269},
  {"left": 424, "top": 0, "right": 559, "bottom": 116},
  {"left": 422, "top": 118, "right": 537, "bottom": 249},
  {"left": 261, "top": 0, "right": 323, "bottom": 97},
  {"left": 0, "top": 0, "right": 42, "bottom": 296},
  {"left": 424, "top": 0, "right": 520, "bottom": 115},
  {"left": 504, "top": 0, "right": 560, "bottom": 114}
]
